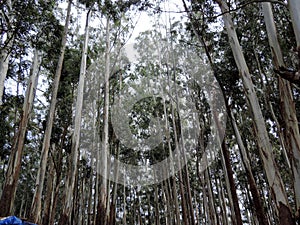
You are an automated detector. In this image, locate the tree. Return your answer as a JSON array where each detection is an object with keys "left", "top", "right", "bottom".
[
  {"left": 58, "top": 3, "right": 93, "bottom": 224},
  {"left": 262, "top": 2, "right": 300, "bottom": 221},
  {"left": 95, "top": 16, "right": 111, "bottom": 225},
  {"left": 30, "top": 1, "right": 72, "bottom": 223}
]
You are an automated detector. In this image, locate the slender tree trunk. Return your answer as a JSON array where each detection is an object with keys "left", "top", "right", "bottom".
[
  {"left": 220, "top": 140, "right": 243, "bottom": 225},
  {"left": 42, "top": 148, "right": 55, "bottom": 225},
  {"left": 262, "top": 3, "right": 300, "bottom": 220},
  {"left": 206, "top": 168, "right": 218, "bottom": 224},
  {"left": 109, "top": 142, "right": 120, "bottom": 225},
  {"left": 288, "top": 0, "right": 300, "bottom": 49},
  {"left": 122, "top": 180, "right": 127, "bottom": 225},
  {"left": 182, "top": 165, "right": 195, "bottom": 225},
  {"left": 58, "top": 6, "right": 91, "bottom": 225},
  {"left": 218, "top": 177, "right": 229, "bottom": 225},
  {"left": 0, "top": 0, "right": 12, "bottom": 105},
  {"left": 229, "top": 108, "right": 269, "bottom": 225},
  {"left": 214, "top": 0, "right": 293, "bottom": 223},
  {"left": 162, "top": 178, "right": 172, "bottom": 225},
  {"left": 96, "top": 17, "right": 111, "bottom": 225},
  {"left": 87, "top": 171, "right": 93, "bottom": 225},
  {"left": 48, "top": 126, "right": 65, "bottom": 225},
  {"left": 0, "top": 49, "right": 40, "bottom": 216},
  {"left": 154, "top": 184, "right": 160, "bottom": 225},
  {"left": 0, "top": 51, "right": 10, "bottom": 106},
  {"left": 161, "top": 77, "right": 180, "bottom": 224},
  {"left": 29, "top": 2, "right": 72, "bottom": 223}
]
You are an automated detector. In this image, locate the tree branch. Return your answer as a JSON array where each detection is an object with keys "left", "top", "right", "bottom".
[
  {"left": 213, "top": 0, "right": 287, "bottom": 19},
  {"left": 150, "top": 0, "right": 287, "bottom": 18},
  {"left": 274, "top": 66, "right": 300, "bottom": 85}
]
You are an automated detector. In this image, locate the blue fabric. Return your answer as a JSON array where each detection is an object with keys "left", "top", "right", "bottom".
[
  {"left": 0, "top": 216, "right": 22, "bottom": 224},
  {"left": 0, "top": 216, "right": 37, "bottom": 225}
]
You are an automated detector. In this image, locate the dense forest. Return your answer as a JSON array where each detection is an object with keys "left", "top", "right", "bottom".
[{"left": 0, "top": 0, "right": 300, "bottom": 224}]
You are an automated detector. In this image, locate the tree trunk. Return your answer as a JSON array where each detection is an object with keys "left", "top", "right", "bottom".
[
  {"left": 58, "top": 6, "right": 91, "bottom": 225},
  {"left": 221, "top": 140, "right": 243, "bottom": 225},
  {"left": 42, "top": 148, "right": 56, "bottom": 225},
  {"left": 0, "top": 0, "right": 12, "bottom": 105},
  {"left": 0, "top": 49, "right": 40, "bottom": 216},
  {"left": 288, "top": 0, "right": 300, "bottom": 48},
  {"left": 214, "top": 0, "right": 293, "bottom": 223},
  {"left": 96, "top": 17, "right": 111, "bottom": 225},
  {"left": 30, "top": 1, "right": 72, "bottom": 223},
  {"left": 229, "top": 108, "right": 269, "bottom": 225},
  {"left": 262, "top": 3, "right": 300, "bottom": 220},
  {"left": 0, "top": 51, "right": 10, "bottom": 106}
]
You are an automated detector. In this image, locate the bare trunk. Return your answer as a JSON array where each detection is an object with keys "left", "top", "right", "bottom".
[
  {"left": 154, "top": 184, "right": 160, "bottom": 225},
  {"left": 214, "top": 0, "right": 292, "bottom": 223},
  {"left": 58, "top": 6, "right": 91, "bottom": 225},
  {"left": 0, "top": 51, "right": 10, "bottom": 105},
  {"left": 206, "top": 168, "right": 218, "bottom": 224},
  {"left": 0, "top": 0, "right": 12, "bottom": 105},
  {"left": 262, "top": 3, "right": 300, "bottom": 220},
  {"left": 96, "top": 17, "right": 111, "bottom": 225},
  {"left": 221, "top": 140, "right": 243, "bottom": 225},
  {"left": 0, "top": 49, "right": 40, "bottom": 216},
  {"left": 42, "top": 149, "right": 55, "bottom": 225},
  {"left": 288, "top": 0, "right": 300, "bottom": 48},
  {"left": 230, "top": 108, "right": 269, "bottom": 225},
  {"left": 109, "top": 142, "right": 119, "bottom": 225}
]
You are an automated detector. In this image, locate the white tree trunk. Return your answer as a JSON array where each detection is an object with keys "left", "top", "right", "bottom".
[
  {"left": 0, "top": 52, "right": 10, "bottom": 105},
  {"left": 288, "top": 0, "right": 300, "bottom": 47},
  {"left": 214, "top": 0, "right": 292, "bottom": 222},
  {"left": 59, "top": 7, "right": 92, "bottom": 224},
  {"left": 0, "top": 0, "right": 12, "bottom": 105},
  {"left": 30, "top": 1, "right": 72, "bottom": 223},
  {"left": 262, "top": 2, "right": 300, "bottom": 218},
  {"left": 96, "top": 17, "right": 110, "bottom": 225}
]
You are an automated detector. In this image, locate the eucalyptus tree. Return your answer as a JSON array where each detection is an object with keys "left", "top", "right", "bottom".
[
  {"left": 30, "top": 1, "right": 72, "bottom": 223},
  {"left": 58, "top": 1, "right": 93, "bottom": 223},
  {"left": 262, "top": 2, "right": 300, "bottom": 221}
]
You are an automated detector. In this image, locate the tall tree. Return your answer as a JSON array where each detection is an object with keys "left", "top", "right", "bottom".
[
  {"left": 29, "top": 1, "right": 72, "bottom": 223},
  {"left": 262, "top": 2, "right": 300, "bottom": 220},
  {"left": 96, "top": 16, "right": 111, "bottom": 225},
  {"left": 58, "top": 4, "right": 93, "bottom": 224}
]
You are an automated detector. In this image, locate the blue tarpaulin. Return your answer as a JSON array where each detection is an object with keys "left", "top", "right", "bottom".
[{"left": 0, "top": 216, "right": 37, "bottom": 225}]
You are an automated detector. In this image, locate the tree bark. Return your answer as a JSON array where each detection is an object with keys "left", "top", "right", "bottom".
[
  {"left": 0, "top": 49, "right": 40, "bottom": 216},
  {"left": 96, "top": 17, "right": 111, "bottom": 225},
  {"left": 0, "top": 0, "right": 12, "bottom": 105},
  {"left": 288, "top": 0, "right": 300, "bottom": 49},
  {"left": 30, "top": 1, "right": 72, "bottom": 223}
]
